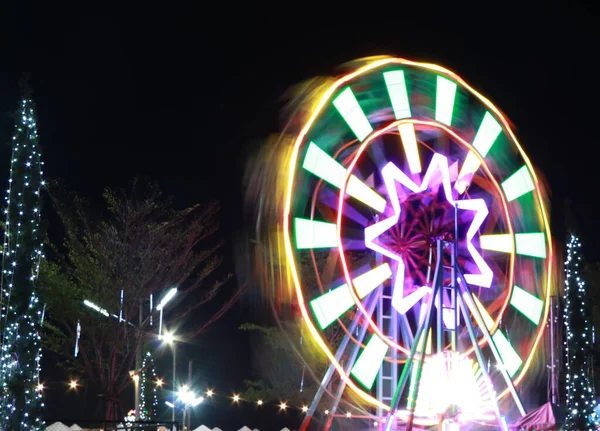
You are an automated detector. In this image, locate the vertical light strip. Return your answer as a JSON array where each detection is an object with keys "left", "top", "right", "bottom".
[
  {"left": 294, "top": 218, "right": 337, "bottom": 249},
  {"left": 302, "top": 142, "right": 386, "bottom": 212},
  {"left": 383, "top": 70, "right": 421, "bottom": 174},
  {"left": 501, "top": 165, "right": 535, "bottom": 202},
  {"left": 398, "top": 123, "right": 421, "bottom": 174},
  {"left": 350, "top": 334, "right": 389, "bottom": 390},
  {"left": 309, "top": 263, "right": 392, "bottom": 329},
  {"left": 333, "top": 87, "right": 373, "bottom": 141},
  {"left": 515, "top": 233, "right": 546, "bottom": 258},
  {"left": 383, "top": 70, "right": 411, "bottom": 119},
  {"left": 435, "top": 75, "right": 457, "bottom": 126},
  {"left": 510, "top": 285, "right": 543, "bottom": 325},
  {"left": 455, "top": 112, "right": 503, "bottom": 194}
]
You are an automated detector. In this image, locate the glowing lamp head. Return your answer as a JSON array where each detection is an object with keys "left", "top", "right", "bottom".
[
  {"left": 206, "top": 389, "right": 214, "bottom": 397},
  {"left": 301, "top": 405, "right": 308, "bottom": 412},
  {"left": 257, "top": 399, "right": 263, "bottom": 406},
  {"left": 162, "top": 331, "right": 175, "bottom": 345},
  {"left": 279, "top": 402, "right": 287, "bottom": 410},
  {"left": 155, "top": 378, "right": 163, "bottom": 387},
  {"left": 232, "top": 394, "right": 240, "bottom": 402},
  {"left": 69, "top": 380, "right": 78, "bottom": 389},
  {"left": 36, "top": 383, "right": 44, "bottom": 392}
]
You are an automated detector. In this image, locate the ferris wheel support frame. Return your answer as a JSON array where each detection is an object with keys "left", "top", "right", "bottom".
[
  {"left": 299, "top": 287, "right": 380, "bottom": 431},
  {"left": 382, "top": 239, "right": 524, "bottom": 431}
]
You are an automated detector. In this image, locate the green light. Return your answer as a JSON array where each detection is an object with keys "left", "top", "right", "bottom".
[
  {"left": 350, "top": 334, "right": 388, "bottom": 389},
  {"left": 435, "top": 75, "right": 457, "bottom": 126},
  {"left": 333, "top": 87, "right": 373, "bottom": 141}
]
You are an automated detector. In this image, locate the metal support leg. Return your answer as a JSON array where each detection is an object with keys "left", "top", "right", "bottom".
[
  {"left": 455, "top": 268, "right": 526, "bottom": 417},
  {"left": 456, "top": 286, "right": 508, "bottom": 431},
  {"left": 384, "top": 280, "right": 439, "bottom": 431},
  {"left": 300, "top": 289, "right": 380, "bottom": 431}
]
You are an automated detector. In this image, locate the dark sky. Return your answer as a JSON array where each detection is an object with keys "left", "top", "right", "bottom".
[{"left": 0, "top": 3, "right": 597, "bottom": 429}]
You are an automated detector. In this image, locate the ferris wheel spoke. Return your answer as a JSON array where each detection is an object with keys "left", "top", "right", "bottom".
[
  {"left": 480, "top": 232, "right": 547, "bottom": 258},
  {"left": 333, "top": 87, "right": 373, "bottom": 142},
  {"left": 383, "top": 70, "right": 422, "bottom": 175},
  {"left": 294, "top": 218, "right": 337, "bottom": 249},
  {"left": 350, "top": 333, "right": 389, "bottom": 390},
  {"left": 500, "top": 165, "right": 536, "bottom": 202},
  {"left": 435, "top": 76, "right": 458, "bottom": 127},
  {"left": 302, "top": 141, "right": 386, "bottom": 212},
  {"left": 455, "top": 112, "right": 503, "bottom": 194},
  {"left": 509, "top": 285, "right": 544, "bottom": 325},
  {"left": 309, "top": 263, "right": 392, "bottom": 330}
]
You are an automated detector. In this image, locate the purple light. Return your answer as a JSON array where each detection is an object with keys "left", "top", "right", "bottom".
[{"left": 364, "top": 153, "right": 493, "bottom": 317}]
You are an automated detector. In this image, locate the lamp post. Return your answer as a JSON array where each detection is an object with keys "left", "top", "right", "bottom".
[
  {"left": 178, "top": 385, "right": 204, "bottom": 431},
  {"left": 83, "top": 286, "right": 177, "bottom": 421},
  {"left": 162, "top": 331, "right": 177, "bottom": 424},
  {"left": 157, "top": 287, "right": 177, "bottom": 338}
]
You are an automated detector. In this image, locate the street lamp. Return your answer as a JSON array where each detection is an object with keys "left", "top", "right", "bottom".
[
  {"left": 162, "top": 330, "right": 177, "bottom": 424},
  {"left": 178, "top": 385, "right": 204, "bottom": 429},
  {"left": 157, "top": 287, "right": 177, "bottom": 338}
]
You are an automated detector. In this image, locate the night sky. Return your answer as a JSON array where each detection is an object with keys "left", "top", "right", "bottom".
[{"left": 0, "top": 3, "right": 597, "bottom": 429}]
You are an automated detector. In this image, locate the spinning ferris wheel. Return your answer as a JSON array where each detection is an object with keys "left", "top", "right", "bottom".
[{"left": 280, "top": 58, "right": 552, "bottom": 430}]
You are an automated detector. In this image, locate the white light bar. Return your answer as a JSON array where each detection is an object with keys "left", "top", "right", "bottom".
[
  {"left": 83, "top": 300, "right": 109, "bottom": 317},
  {"left": 156, "top": 287, "right": 177, "bottom": 311}
]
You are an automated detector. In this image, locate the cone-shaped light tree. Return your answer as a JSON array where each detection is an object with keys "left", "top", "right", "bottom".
[
  {"left": 564, "top": 234, "right": 597, "bottom": 430},
  {"left": 0, "top": 92, "right": 46, "bottom": 428},
  {"left": 0, "top": 93, "right": 45, "bottom": 429}
]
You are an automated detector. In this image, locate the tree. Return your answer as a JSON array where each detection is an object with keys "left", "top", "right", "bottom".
[
  {"left": 0, "top": 96, "right": 45, "bottom": 430},
  {"left": 239, "top": 319, "right": 331, "bottom": 405},
  {"left": 563, "top": 233, "right": 597, "bottom": 430},
  {"left": 39, "top": 180, "right": 236, "bottom": 420}
]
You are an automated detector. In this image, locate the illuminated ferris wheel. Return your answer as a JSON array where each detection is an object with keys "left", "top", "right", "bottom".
[{"left": 281, "top": 58, "right": 552, "bottom": 430}]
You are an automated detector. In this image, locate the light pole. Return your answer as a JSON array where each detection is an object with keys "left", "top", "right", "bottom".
[
  {"left": 157, "top": 287, "right": 177, "bottom": 338},
  {"left": 178, "top": 385, "right": 204, "bottom": 431},
  {"left": 83, "top": 287, "right": 177, "bottom": 421},
  {"left": 162, "top": 331, "right": 177, "bottom": 424}
]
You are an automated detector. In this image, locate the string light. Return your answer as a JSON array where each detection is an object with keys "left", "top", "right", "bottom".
[
  {"left": 0, "top": 98, "right": 45, "bottom": 429},
  {"left": 139, "top": 351, "right": 159, "bottom": 420},
  {"left": 563, "top": 234, "right": 597, "bottom": 430}
]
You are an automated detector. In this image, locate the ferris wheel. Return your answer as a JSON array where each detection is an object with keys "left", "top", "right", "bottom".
[{"left": 281, "top": 57, "right": 552, "bottom": 430}]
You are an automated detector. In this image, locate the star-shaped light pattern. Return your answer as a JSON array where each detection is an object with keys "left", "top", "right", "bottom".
[{"left": 364, "top": 153, "right": 492, "bottom": 322}]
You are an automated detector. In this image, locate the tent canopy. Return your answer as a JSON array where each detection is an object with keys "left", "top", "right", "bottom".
[{"left": 509, "top": 402, "right": 565, "bottom": 431}]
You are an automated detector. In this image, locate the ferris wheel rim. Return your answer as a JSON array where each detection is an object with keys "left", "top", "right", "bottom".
[{"left": 282, "top": 56, "right": 553, "bottom": 409}]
